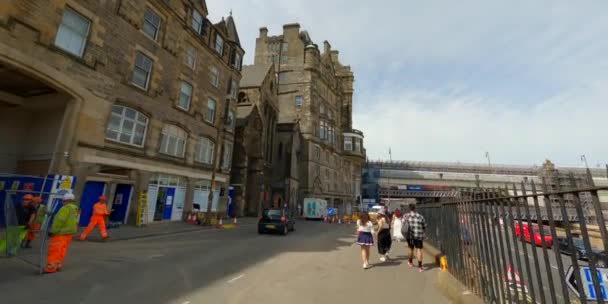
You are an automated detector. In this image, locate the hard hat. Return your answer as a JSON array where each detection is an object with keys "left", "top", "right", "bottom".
[
  {"left": 22, "top": 194, "right": 34, "bottom": 200},
  {"left": 33, "top": 196, "right": 43, "bottom": 203},
  {"left": 63, "top": 193, "right": 76, "bottom": 201},
  {"left": 98, "top": 195, "right": 107, "bottom": 201}
]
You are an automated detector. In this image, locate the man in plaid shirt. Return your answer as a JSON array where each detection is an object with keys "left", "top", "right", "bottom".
[{"left": 404, "top": 204, "right": 426, "bottom": 272}]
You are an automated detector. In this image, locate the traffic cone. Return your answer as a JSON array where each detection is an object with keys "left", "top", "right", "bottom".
[
  {"left": 338, "top": 218, "right": 342, "bottom": 224},
  {"left": 216, "top": 217, "right": 224, "bottom": 229}
]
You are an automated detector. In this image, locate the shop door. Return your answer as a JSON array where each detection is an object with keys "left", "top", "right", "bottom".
[
  {"left": 110, "top": 184, "right": 132, "bottom": 223},
  {"left": 162, "top": 187, "right": 175, "bottom": 220},
  {"left": 79, "top": 181, "right": 106, "bottom": 227},
  {"left": 153, "top": 187, "right": 167, "bottom": 221}
]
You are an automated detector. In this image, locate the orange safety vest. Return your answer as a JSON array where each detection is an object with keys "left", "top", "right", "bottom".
[{"left": 92, "top": 202, "right": 109, "bottom": 216}]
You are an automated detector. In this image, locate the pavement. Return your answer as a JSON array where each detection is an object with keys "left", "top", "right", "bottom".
[{"left": 0, "top": 220, "right": 450, "bottom": 304}]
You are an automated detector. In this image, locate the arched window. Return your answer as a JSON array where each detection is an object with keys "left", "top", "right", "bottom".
[
  {"left": 106, "top": 105, "right": 149, "bottom": 147},
  {"left": 159, "top": 124, "right": 187, "bottom": 157}
]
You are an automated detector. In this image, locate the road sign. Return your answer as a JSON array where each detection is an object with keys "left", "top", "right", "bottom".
[{"left": 566, "top": 265, "right": 608, "bottom": 301}]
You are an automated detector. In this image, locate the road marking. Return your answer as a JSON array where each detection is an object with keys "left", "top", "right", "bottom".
[
  {"left": 227, "top": 274, "right": 245, "bottom": 284},
  {"left": 551, "top": 265, "right": 558, "bottom": 270}
]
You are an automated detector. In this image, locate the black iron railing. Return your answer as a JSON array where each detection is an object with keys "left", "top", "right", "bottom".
[{"left": 418, "top": 178, "right": 608, "bottom": 304}]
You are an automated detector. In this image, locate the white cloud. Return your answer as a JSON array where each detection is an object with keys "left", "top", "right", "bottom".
[{"left": 207, "top": 0, "right": 608, "bottom": 167}]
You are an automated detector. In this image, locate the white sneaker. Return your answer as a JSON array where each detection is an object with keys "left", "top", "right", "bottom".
[{"left": 379, "top": 256, "right": 386, "bottom": 262}]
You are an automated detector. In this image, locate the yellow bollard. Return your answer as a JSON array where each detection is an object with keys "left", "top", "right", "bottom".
[{"left": 440, "top": 256, "right": 448, "bottom": 271}]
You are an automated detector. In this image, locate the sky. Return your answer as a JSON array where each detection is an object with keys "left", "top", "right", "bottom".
[{"left": 207, "top": 0, "right": 608, "bottom": 168}]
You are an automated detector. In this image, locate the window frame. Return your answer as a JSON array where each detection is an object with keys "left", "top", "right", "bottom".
[
  {"left": 314, "top": 145, "right": 321, "bottom": 160},
  {"left": 191, "top": 9, "right": 203, "bottom": 34},
  {"left": 294, "top": 95, "right": 303, "bottom": 107},
  {"left": 105, "top": 105, "right": 149, "bottom": 147},
  {"left": 205, "top": 97, "right": 216, "bottom": 124},
  {"left": 177, "top": 80, "right": 193, "bottom": 111},
  {"left": 184, "top": 45, "right": 197, "bottom": 70},
  {"left": 142, "top": 8, "right": 162, "bottom": 41},
  {"left": 210, "top": 66, "right": 220, "bottom": 88},
  {"left": 159, "top": 124, "right": 187, "bottom": 158},
  {"left": 195, "top": 137, "right": 215, "bottom": 165},
  {"left": 215, "top": 34, "right": 224, "bottom": 55},
  {"left": 230, "top": 80, "right": 238, "bottom": 99},
  {"left": 132, "top": 52, "right": 153, "bottom": 90},
  {"left": 344, "top": 136, "right": 353, "bottom": 151},
  {"left": 233, "top": 52, "right": 241, "bottom": 69},
  {"left": 54, "top": 7, "right": 91, "bottom": 58},
  {"left": 222, "top": 141, "right": 233, "bottom": 169}
]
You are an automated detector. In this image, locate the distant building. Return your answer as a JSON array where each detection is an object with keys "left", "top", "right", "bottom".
[
  {"left": 252, "top": 24, "right": 365, "bottom": 214},
  {"left": 0, "top": 1, "right": 243, "bottom": 224}
]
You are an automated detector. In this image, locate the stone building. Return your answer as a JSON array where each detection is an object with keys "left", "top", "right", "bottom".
[
  {"left": 0, "top": 0, "right": 243, "bottom": 225},
  {"left": 253, "top": 24, "right": 365, "bottom": 214},
  {"left": 230, "top": 63, "right": 279, "bottom": 216}
]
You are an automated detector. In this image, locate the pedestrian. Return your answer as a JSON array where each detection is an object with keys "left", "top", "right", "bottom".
[
  {"left": 404, "top": 204, "right": 427, "bottom": 272},
  {"left": 356, "top": 212, "right": 374, "bottom": 269},
  {"left": 375, "top": 209, "right": 392, "bottom": 262},
  {"left": 391, "top": 209, "right": 405, "bottom": 242},
  {"left": 44, "top": 193, "right": 79, "bottom": 273},
  {"left": 79, "top": 195, "right": 110, "bottom": 241},
  {"left": 23, "top": 196, "right": 45, "bottom": 248}
]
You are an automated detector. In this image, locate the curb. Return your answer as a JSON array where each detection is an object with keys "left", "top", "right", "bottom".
[
  {"left": 424, "top": 242, "right": 483, "bottom": 304},
  {"left": 87, "top": 222, "right": 256, "bottom": 243}
]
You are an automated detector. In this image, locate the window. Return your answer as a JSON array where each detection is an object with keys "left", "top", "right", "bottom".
[
  {"left": 278, "top": 72, "right": 288, "bottom": 82},
  {"left": 225, "top": 110, "right": 235, "bottom": 129},
  {"left": 195, "top": 137, "right": 214, "bottom": 164},
  {"left": 132, "top": 52, "right": 153, "bottom": 90},
  {"left": 142, "top": 8, "right": 161, "bottom": 40},
  {"left": 222, "top": 142, "right": 232, "bottom": 169},
  {"left": 233, "top": 52, "right": 241, "bottom": 69},
  {"left": 314, "top": 145, "right": 320, "bottom": 160},
  {"left": 354, "top": 138, "right": 361, "bottom": 152},
  {"left": 320, "top": 121, "right": 328, "bottom": 140},
  {"left": 344, "top": 137, "right": 353, "bottom": 151},
  {"left": 177, "top": 81, "right": 193, "bottom": 111},
  {"left": 54, "top": 8, "right": 90, "bottom": 57},
  {"left": 295, "top": 95, "right": 303, "bottom": 107},
  {"left": 210, "top": 66, "right": 220, "bottom": 87},
  {"left": 215, "top": 34, "right": 224, "bottom": 54},
  {"left": 184, "top": 45, "right": 197, "bottom": 70},
  {"left": 320, "top": 104, "right": 325, "bottom": 114},
  {"left": 191, "top": 10, "right": 203, "bottom": 34},
  {"left": 230, "top": 80, "right": 238, "bottom": 98},
  {"left": 328, "top": 110, "right": 333, "bottom": 120},
  {"left": 206, "top": 98, "right": 216, "bottom": 123},
  {"left": 106, "top": 105, "right": 148, "bottom": 147},
  {"left": 159, "top": 125, "right": 187, "bottom": 157}
]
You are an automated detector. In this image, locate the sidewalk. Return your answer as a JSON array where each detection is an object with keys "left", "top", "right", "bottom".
[{"left": 81, "top": 216, "right": 259, "bottom": 242}]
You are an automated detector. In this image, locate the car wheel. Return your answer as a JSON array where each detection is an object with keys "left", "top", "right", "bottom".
[
  {"left": 258, "top": 228, "right": 264, "bottom": 234},
  {"left": 282, "top": 225, "right": 288, "bottom": 235}
]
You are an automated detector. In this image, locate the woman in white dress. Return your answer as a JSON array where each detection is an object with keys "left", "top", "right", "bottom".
[{"left": 391, "top": 209, "right": 405, "bottom": 242}]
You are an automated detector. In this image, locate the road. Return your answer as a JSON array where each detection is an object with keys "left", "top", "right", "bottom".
[{"left": 0, "top": 221, "right": 449, "bottom": 304}]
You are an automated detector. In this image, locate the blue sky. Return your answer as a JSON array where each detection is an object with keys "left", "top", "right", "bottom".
[{"left": 207, "top": 0, "right": 607, "bottom": 168}]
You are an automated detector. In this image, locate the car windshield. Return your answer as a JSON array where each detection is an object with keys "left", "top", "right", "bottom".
[{"left": 263, "top": 209, "right": 283, "bottom": 218}]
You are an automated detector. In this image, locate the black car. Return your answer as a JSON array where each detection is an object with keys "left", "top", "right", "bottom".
[
  {"left": 557, "top": 237, "right": 608, "bottom": 267},
  {"left": 258, "top": 209, "right": 295, "bottom": 235}
]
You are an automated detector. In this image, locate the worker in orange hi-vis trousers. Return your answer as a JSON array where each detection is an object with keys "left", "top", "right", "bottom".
[
  {"left": 44, "top": 193, "right": 79, "bottom": 273},
  {"left": 79, "top": 195, "right": 110, "bottom": 241}
]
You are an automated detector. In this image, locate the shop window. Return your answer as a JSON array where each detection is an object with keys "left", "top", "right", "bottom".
[
  {"left": 159, "top": 124, "right": 187, "bottom": 157},
  {"left": 106, "top": 105, "right": 148, "bottom": 147},
  {"left": 54, "top": 7, "right": 91, "bottom": 57}
]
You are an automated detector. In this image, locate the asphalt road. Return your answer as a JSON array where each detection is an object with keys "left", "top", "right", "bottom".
[{"left": 1, "top": 221, "right": 449, "bottom": 304}]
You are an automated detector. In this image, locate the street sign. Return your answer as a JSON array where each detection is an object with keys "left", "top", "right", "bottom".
[{"left": 566, "top": 265, "right": 608, "bottom": 301}]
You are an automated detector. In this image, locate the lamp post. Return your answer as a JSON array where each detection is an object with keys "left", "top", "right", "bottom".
[{"left": 204, "top": 96, "right": 232, "bottom": 224}]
